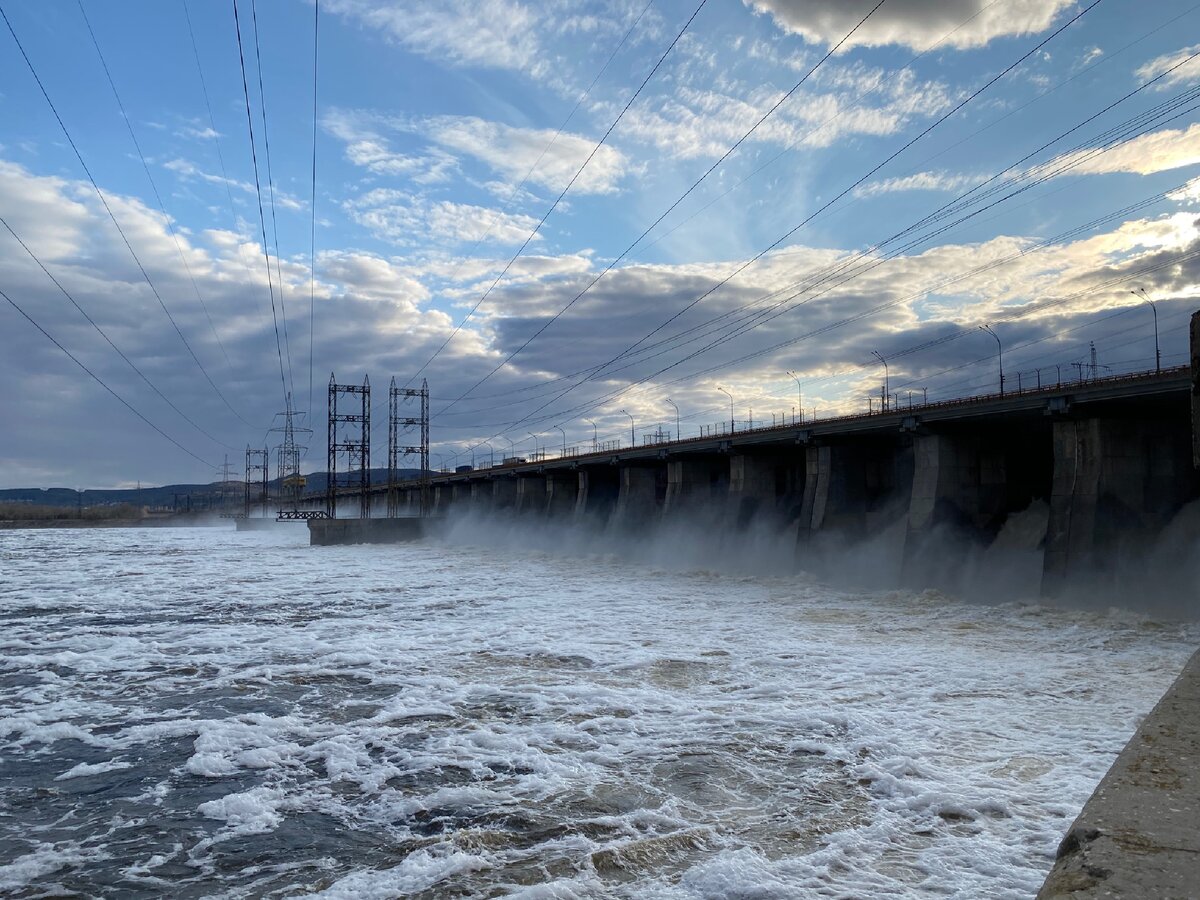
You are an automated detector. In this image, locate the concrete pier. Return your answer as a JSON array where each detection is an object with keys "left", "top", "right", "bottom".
[
  {"left": 728, "top": 452, "right": 787, "bottom": 524},
  {"left": 1039, "top": 647, "right": 1200, "bottom": 898},
  {"left": 492, "top": 477, "right": 517, "bottom": 510},
  {"left": 545, "top": 471, "right": 577, "bottom": 517},
  {"left": 576, "top": 467, "right": 618, "bottom": 520},
  {"left": 664, "top": 457, "right": 725, "bottom": 511},
  {"left": 309, "top": 517, "right": 432, "bottom": 545},
  {"left": 1042, "top": 417, "right": 1194, "bottom": 595},
  {"left": 515, "top": 475, "right": 546, "bottom": 514},
  {"left": 613, "top": 464, "right": 662, "bottom": 527}
]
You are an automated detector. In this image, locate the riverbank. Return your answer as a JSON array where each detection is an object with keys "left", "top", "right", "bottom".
[{"left": 1039, "top": 646, "right": 1200, "bottom": 897}]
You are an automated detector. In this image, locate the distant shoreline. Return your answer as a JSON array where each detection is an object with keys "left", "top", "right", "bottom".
[{"left": 0, "top": 517, "right": 227, "bottom": 530}]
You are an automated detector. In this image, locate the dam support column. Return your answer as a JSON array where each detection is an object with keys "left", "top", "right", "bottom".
[
  {"left": 1042, "top": 417, "right": 1194, "bottom": 596},
  {"left": 492, "top": 477, "right": 517, "bottom": 511},
  {"left": 902, "top": 433, "right": 1006, "bottom": 585},
  {"left": 664, "top": 457, "right": 725, "bottom": 514},
  {"left": 728, "top": 453, "right": 791, "bottom": 526},
  {"left": 576, "top": 467, "right": 619, "bottom": 523},
  {"left": 545, "top": 472, "right": 577, "bottom": 518},
  {"left": 433, "top": 483, "right": 453, "bottom": 515},
  {"left": 797, "top": 438, "right": 914, "bottom": 573},
  {"left": 515, "top": 475, "right": 547, "bottom": 515},
  {"left": 612, "top": 464, "right": 663, "bottom": 529},
  {"left": 470, "top": 481, "right": 492, "bottom": 511},
  {"left": 451, "top": 483, "right": 472, "bottom": 509}
]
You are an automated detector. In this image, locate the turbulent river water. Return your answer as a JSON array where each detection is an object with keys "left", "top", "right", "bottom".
[{"left": 0, "top": 522, "right": 1195, "bottom": 898}]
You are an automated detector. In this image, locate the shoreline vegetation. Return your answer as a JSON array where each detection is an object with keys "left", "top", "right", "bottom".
[{"left": 0, "top": 502, "right": 226, "bottom": 529}]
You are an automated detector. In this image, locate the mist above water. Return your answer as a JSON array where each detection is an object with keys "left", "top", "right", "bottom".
[{"left": 441, "top": 494, "right": 1200, "bottom": 619}]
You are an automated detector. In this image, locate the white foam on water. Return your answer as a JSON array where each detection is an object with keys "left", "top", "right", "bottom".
[{"left": 0, "top": 524, "right": 1195, "bottom": 897}]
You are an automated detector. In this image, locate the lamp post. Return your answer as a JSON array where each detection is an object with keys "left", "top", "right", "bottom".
[
  {"left": 665, "top": 398, "right": 680, "bottom": 441},
  {"left": 981, "top": 325, "right": 1003, "bottom": 394},
  {"left": 555, "top": 424, "right": 567, "bottom": 456},
  {"left": 502, "top": 436, "right": 514, "bottom": 461},
  {"left": 528, "top": 432, "right": 540, "bottom": 459},
  {"left": 620, "top": 409, "right": 634, "bottom": 446},
  {"left": 717, "top": 386, "right": 734, "bottom": 432},
  {"left": 585, "top": 418, "right": 597, "bottom": 452},
  {"left": 480, "top": 440, "right": 494, "bottom": 468},
  {"left": 432, "top": 451, "right": 444, "bottom": 472},
  {"left": 1132, "top": 288, "right": 1160, "bottom": 373},
  {"left": 786, "top": 371, "right": 802, "bottom": 423},
  {"left": 870, "top": 351, "right": 889, "bottom": 411}
]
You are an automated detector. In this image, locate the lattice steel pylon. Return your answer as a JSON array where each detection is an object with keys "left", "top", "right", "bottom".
[
  {"left": 388, "top": 377, "right": 429, "bottom": 517},
  {"left": 271, "top": 393, "right": 312, "bottom": 519},
  {"left": 244, "top": 446, "right": 269, "bottom": 518},
  {"left": 327, "top": 374, "right": 371, "bottom": 519}
]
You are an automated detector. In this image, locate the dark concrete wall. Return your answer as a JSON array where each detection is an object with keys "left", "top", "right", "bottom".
[{"left": 1043, "top": 416, "right": 1195, "bottom": 595}]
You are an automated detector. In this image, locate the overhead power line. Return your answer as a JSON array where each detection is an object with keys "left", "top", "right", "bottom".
[
  {"left": 467, "top": 0, "right": 1104, "bottom": 437},
  {"left": 249, "top": 0, "right": 295, "bottom": 401},
  {"left": 232, "top": 0, "right": 290, "bottom": 409},
  {"left": 405, "top": 0, "right": 657, "bottom": 387},
  {"left": 435, "top": 0, "right": 890, "bottom": 418},
  {"left": 75, "top": 0, "right": 239, "bottom": 380},
  {"left": 1, "top": 215, "right": 238, "bottom": 452},
  {"left": 433, "top": 0, "right": 710, "bottom": 417},
  {"left": 0, "top": 286, "right": 216, "bottom": 468},
  {"left": 0, "top": 1, "right": 253, "bottom": 430},
  {"left": 181, "top": 0, "right": 272, "bottom": 331},
  {"left": 308, "top": 0, "right": 319, "bottom": 420}
]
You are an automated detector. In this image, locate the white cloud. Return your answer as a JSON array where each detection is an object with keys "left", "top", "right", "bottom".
[
  {"left": 324, "top": 0, "right": 547, "bottom": 78},
  {"left": 1135, "top": 44, "right": 1200, "bottom": 90},
  {"left": 345, "top": 189, "right": 541, "bottom": 246},
  {"left": 424, "top": 115, "right": 628, "bottom": 195},
  {"left": 617, "top": 68, "right": 953, "bottom": 160},
  {"left": 163, "top": 158, "right": 306, "bottom": 211},
  {"left": 743, "top": 0, "right": 1075, "bottom": 51},
  {"left": 325, "top": 109, "right": 630, "bottom": 195},
  {"left": 854, "top": 171, "right": 980, "bottom": 197},
  {"left": 1048, "top": 123, "right": 1200, "bottom": 178},
  {"left": 323, "top": 110, "right": 456, "bottom": 184}
]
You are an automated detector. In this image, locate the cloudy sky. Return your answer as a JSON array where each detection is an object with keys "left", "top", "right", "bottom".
[{"left": 2, "top": 0, "right": 1200, "bottom": 488}]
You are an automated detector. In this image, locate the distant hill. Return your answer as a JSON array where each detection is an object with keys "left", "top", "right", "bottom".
[{"left": 0, "top": 469, "right": 427, "bottom": 510}]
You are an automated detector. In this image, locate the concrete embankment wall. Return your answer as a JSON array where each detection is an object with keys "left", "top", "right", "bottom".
[
  {"left": 1039, "top": 647, "right": 1200, "bottom": 898},
  {"left": 308, "top": 517, "right": 433, "bottom": 545}
]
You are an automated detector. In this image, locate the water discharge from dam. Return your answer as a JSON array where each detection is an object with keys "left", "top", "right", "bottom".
[{"left": 0, "top": 524, "right": 1196, "bottom": 897}]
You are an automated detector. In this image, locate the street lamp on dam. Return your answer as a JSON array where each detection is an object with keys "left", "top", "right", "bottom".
[
  {"left": 665, "top": 398, "right": 680, "bottom": 441},
  {"left": 1132, "top": 288, "right": 1160, "bottom": 374},
  {"left": 620, "top": 410, "right": 634, "bottom": 446},
  {"left": 870, "top": 351, "right": 888, "bottom": 411},
  {"left": 981, "top": 324, "right": 1003, "bottom": 394},
  {"left": 718, "top": 387, "right": 733, "bottom": 432}
]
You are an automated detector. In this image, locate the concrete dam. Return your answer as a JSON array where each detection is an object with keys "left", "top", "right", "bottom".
[{"left": 314, "top": 357, "right": 1199, "bottom": 608}]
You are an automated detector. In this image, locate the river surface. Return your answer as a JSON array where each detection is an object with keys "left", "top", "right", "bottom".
[{"left": 0, "top": 523, "right": 1195, "bottom": 898}]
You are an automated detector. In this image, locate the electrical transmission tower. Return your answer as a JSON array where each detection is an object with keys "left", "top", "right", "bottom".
[
  {"left": 216, "top": 454, "right": 237, "bottom": 512},
  {"left": 327, "top": 374, "right": 371, "bottom": 519},
  {"left": 271, "top": 393, "right": 312, "bottom": 519},
  {"left": 388, "top": 377, "right": 429, "bottom": 517},
  {"left": 244, "top": 447, "right": 268, "bottom": 518}
]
